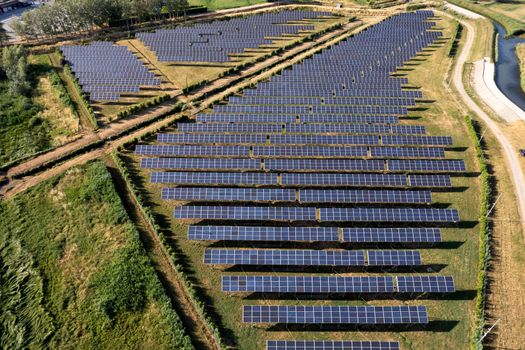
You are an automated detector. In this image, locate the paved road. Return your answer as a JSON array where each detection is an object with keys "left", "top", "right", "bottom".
[{"left": 451, "top": 16, "right": 525, "bottom": 231}]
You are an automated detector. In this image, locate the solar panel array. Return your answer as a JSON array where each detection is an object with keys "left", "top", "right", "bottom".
[
  {"left": 61, "top": 41, "right": 160, "bottom": 101},
  {"left": 134, "top": 10, "right": 461, "bottom": 346},
  {"left": 137, "top": 10, "right": 332, "bottom": 62}
]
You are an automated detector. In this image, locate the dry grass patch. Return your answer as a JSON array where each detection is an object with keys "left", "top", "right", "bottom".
[{"left": 35, "top": 76, "right": 80, "bottom": 145}]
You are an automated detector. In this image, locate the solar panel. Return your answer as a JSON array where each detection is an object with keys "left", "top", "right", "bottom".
[
  {"left": 299, "top": 190, "right": 431, "bottom": 204},
  {"left": 222, "top": 275, "right": 395, "bottom": 293},
  {"left": 204, "top": 249, "right": 366, "bottom": 266},
  {"left": 269, "top": 135, "right": 380, "bottom": 146},
  {"left": 266, "top": 340, "right": 401, "bottom": 350},
  {"left": 281, "top": 173, "right": 408, "bottom": 187},
  {"left": 188, "top": 226, "right": 339, "bottom": 241},
  {"left": 342, "top": 228, "right": 441, "bottom": 243},
  {"left": 397, "top": 276, "right": 455, "bottom": 293},
  {"left": 367, "top": 250, "right": 422, "bottom": 266},
  {"left": 319, "top": 208, "right": 459, "bottom": 222},
  {"left": 265, "top": 159, "right": 384, "bottom": 172},
  {"left": 162, "top": 187, "right": 296, "bottom": 202},
  {"left": 409, "top": 175, "right": 452, "bottom": 187},
  {"left": 388, "top": 160, "right": 466, "bottom": 172},
  {"left": 242, "top": 305, "right": 428, "bottom": 324},
  {"left": 150, "top": 172, "right": 278, "bottom": 185},
  {"left": 174, "top": 206, "right": 317, "bottom": 221},
  {"left": 382, "top": 135, "right": 452, "bottom": 146},
  {"left": 253, "top": 146, "right": 369, "bottom": 158},
  {"left": 157, "top": 133, "right": 268, "bottom": 144},
  {"left": 141, "top": 158, "right": 260, "bottom": 170},
  {"left": 135, "top": 145, "right": 250, "bottom": 157},
  {"left": 177, "top": 123, "right": 283, "bottom": 133},
  {"left": 370, "top": 147, "right": 445, "bottom": 159}
]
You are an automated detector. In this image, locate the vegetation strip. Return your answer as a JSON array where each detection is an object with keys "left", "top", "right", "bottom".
[
  {"left": 448, "top": 21, "right": 463, "bottom": 57},
  {"left": 112, "top": 151, "right": 226, "bottom": 350},
  {"left": 465, "top": 116, "right": 492, "bottom": 350}
]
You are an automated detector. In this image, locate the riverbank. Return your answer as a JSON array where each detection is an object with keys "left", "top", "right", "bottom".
[
  {"left": 518, "top": 43, "right": 525, "bottom": 94},
  {"left": 446, "top": 0, "right": 524, "bottom": 36}
]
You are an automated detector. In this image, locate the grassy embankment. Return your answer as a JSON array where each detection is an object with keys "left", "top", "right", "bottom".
[
  {"left": 0, "top": 161, "right": 193, "bottom": 349},
  {"left": 517, "top": 43, "right": 525, "bottom": 93},
  {"left": 446, "top": 0, "right": 524, "bottom": 36},
  {"left": 0, "top": 54, "right": 80, "bottom": 168},
  {"left": 119, "top": 15, "right": 481, "bottom": 349}
]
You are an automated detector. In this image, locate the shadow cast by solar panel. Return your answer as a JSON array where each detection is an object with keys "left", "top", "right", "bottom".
[
  {"left": 196, "top": 220, "right": 469, "bottom": 229},
  {"left": 446, "top": 172, "right": 480, "bottom": 178},
  {"left": 408, "top": 106, "right": 431, "bottom": 112},
  {"left": 242, "top": 290, "right": 476, "bottom": 301},
  {"left": 399, "top": 115, "right": 422, "bottom": 120},
  {"left": 445, "top": 147, "right": 469, "bottom": 153},
  {"left": 103, "top": 100, "right": 137, "bottom": 106},
  {"left": 167, "top": 62, "right": 232, "bottom": 68},
  {"left": 132, "top": 86, "right": 161, "bottom": 91},
  {"left": 413, "top": 99, "right": 436, "bottom": 103},
  {"left": 222, "top": 264, "right": 448, "bottom": 274},
  {"left": 206, "top": 240, "right": 464, "bottom": 250},
  {"left": 265, "top": 320, "right": 459, "bottom": 332},
  {"left": 187, "top": 202, "right": 453, "bottom": 209},
  {"left": 430, "top": 186, "right": 469, "bottom": 193}
]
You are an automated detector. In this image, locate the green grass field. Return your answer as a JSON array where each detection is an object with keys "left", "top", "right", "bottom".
[
  {"left": 120, "top": 15, "right": 481, "bottom": 349},
  {"left": 0, "top": 161, "right": 193, "bottom": 349}
]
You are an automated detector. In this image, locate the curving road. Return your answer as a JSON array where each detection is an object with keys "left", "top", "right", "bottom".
[{"left": 451, "top": 15, "right": 525, "bottom": 231}]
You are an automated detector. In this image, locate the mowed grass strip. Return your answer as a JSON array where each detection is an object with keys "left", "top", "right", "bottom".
[
  {"left": 120, "top": 14, "right": 480, "bottom": 350},
  {"left": 0, "top": 161, "right": 193, "bottom": 349}
]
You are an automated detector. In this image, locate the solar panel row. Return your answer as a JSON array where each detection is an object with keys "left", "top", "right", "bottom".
[
  {"left": 242, "top": 305, "right": 429, "bottom": 324},
  {"left": 188, "top": 226, "right": 442, "bottom": 243},
  {"left": 162, "top": 187, "right": 432, "bottom": 204},
  {"left": 222, "top": 275, "right": 455, "bottom": 293},
  {"left": 142, "top": 158, "right": 466, "bottom": 172},
  {"left": 174, "top": 206, "right": 459, "bottom": 222},
  {"left": 151, "top": 172, "right": 452, "bottom": 188}
]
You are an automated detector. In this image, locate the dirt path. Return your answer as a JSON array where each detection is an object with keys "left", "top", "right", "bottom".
[
  {"left": 0, "top": 19, "right": 372, "bottom": 199},
  {"left": 105, "top": 157, "right": 221, "bottom": 350}
]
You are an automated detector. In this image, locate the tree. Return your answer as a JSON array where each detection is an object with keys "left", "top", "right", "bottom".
[
  {"left": 12, "top": 0, "right": 190, "bottom": 39},
  {"left": 1, "top": 46, "right": 30, "bottom": 96}
]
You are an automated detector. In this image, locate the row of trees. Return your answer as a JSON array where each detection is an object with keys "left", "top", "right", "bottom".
[{"left": 13, "top": 0, "right": 189, "bottom": 39}]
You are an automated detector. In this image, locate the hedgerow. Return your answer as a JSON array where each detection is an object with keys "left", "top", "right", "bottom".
[{"left": 465, "top": 116, "right": 492, "bottom": 350}]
